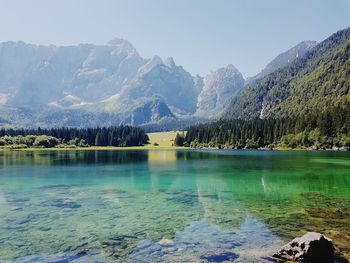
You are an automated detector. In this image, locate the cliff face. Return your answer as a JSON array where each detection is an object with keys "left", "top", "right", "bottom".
[
  {"left": 0, "top": 40, "right": 198, "bottom": 127},
  {"left": 196, "top": 65, "right": 244, "bottom": 118}
]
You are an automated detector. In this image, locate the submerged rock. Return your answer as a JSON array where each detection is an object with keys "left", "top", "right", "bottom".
[
  {"left": 273, "top": 232, "right": 334, "bottom": 262},
  {"left": 158, "top": 238, "right": 174, "bottom": 246},
  {"left": 200, "top": 252, "right": 239, "bottom": 262},
  {"left": 41, "top": 198, "right": 81, "bottom": 209}
]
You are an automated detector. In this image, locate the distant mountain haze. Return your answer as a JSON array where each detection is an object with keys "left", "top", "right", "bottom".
[
  {"left": 0, "top": 38, "right": 236, "bottom": 127},
  {"left": 0, "top": 35, "right": 323, "bottom": 128},
  {"left": 0, "top": 39, "right": 191, "bottom": 127}
]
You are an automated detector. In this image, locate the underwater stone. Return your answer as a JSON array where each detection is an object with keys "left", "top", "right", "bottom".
[
  {"left": 38, "top": 184, "right": 72, "bottom": 190},
  {"left": 158, "top": 238, "right": 174, "bottom": 246},
  {"left": 273, "top": 232, "right": 334, "bottom": 262},
  {"left": 42, "top": 198, "right": 81, "bottom": 209},
  {"left": 200, "top": 252, "right": 239, "bottom": 262}
]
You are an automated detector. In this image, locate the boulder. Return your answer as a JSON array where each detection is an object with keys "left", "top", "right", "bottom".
[
  {"left": 339, "top": 146, "right": 350, "bottom": 151},
  {"left": 307, "top": 146, "right": 319, "bottom": 151},
  {"left": 158, "top": 238, "right": 174, "bottom": 246},
  {"left": 273, "top": 232, "right": 334, "bottom": 262}
]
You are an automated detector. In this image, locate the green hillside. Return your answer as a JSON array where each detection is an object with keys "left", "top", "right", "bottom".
[{"left": 224, "top": 27, "right": 350, "bottom": 120}]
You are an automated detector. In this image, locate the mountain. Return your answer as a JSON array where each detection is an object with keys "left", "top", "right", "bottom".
[
  {"left": 196, "top": 65, "right": 244, "bottom": 118},
  {"left": 0, "top": 37, "right": 250, "bottom": 128},
  {"left": 246, "top": 40, "right": 317, "bottom": 85},
  {"left": 0, "top": 39, "right": 205, "bottom": 127},
  {"left": 223, "top": 27, "right": 350, "bottom": 120},
  {"left": 0, "top": 39, "right": 146, "bottom": 108},
  {"left": 195, "top": 41, "right": 316, "bottom": 119},
  {"left": 184, "top": 28, "right": 350, "bottom": 152},
  {"left": 0, "top": 30, "right": 347, "bottom": 130},
  {"left": 111, "top": 56, "right": 200, "bottom": 115},
  {"left": 120, "top": 97, "right": 175, "bottom": 126}
]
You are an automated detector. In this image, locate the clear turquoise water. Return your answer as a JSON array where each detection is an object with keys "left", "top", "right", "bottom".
[{"left": 0, "top": 150, "right": 349, "bottom": 262}]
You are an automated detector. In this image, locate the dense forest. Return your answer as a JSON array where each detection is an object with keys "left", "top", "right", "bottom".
[
  {"left": 186, "top": 27, "right": 350, "bottom": 150},
  {"left": 185, "top": 101, "right": 350, "bottom": 149},
  {"left": 0, "top": 126, "right": 149, "bottom": 148}
]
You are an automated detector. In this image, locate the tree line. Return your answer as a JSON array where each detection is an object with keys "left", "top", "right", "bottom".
[
  {"left": 0, "top": 126, "right": 149, "bottom": 148},
  {"left": 184, "top": 101, "right": 350, "bottom": 149}
]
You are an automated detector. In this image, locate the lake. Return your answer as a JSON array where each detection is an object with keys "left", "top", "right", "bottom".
[{"left": 0, "top": 150, "right": 349, "bottom": 262}]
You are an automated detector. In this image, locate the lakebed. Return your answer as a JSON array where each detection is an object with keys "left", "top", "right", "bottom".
[{"left": 0, "top": 149, "right": 349, "bottom": 262}]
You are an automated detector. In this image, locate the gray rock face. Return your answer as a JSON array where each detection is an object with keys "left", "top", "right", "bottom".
[
  {"left": 196, "top": 65, "right": 244, "bottom": 118},
  {"left": 0, "top": 37, "right": 322, "bottom": 127},
  {"left": 273, "top": 232, "right": 334, "bottom": 263},
  {"left": 119, "top": 57, "right": 200, "bottom": 115},
  {"left": 0, "top": 40, "right": 210, "bottom": 127},
  {"left": 0, "top": 39, "right": 146, "bottom": 107},
  {"left": 121, "top": 98, "right": 175, "bottom": 126},
  {"left": 246, "top": 40, "right": 317, "bottom": 85}
]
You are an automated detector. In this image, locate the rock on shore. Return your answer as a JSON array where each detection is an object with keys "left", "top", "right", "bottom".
[{"left": 273, "top": 232, "right": 334, "bottom": 262}]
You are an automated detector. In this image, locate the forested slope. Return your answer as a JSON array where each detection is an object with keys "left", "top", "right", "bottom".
[{"left": 224, "top": 27, "right": 350, "bottom": 119}]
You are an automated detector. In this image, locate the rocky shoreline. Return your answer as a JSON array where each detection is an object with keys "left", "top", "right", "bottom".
[{"left": 191, "top": 145, "right": 350, "bottom": 151}]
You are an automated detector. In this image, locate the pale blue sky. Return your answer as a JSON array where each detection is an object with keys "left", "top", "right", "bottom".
[{"left": 0, "top": 0, "right": 349, "bottom": 77}]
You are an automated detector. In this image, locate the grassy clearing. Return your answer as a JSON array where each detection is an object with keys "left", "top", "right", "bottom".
[{"left": 147, "top": 131, "right": 186, "bottom": 148}]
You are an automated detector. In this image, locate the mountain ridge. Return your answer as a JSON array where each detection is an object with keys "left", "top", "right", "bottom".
[
  {"left": 0, "top": 38, "right": 246, "bottom": 127},
  {"left": 0, "top": 32, "right": 336, "bottom": 128},
  {"left": 223, "top": 27, "right": 350, "bottom": 120},
  {"left": 245, "top": 40, "right": 317, "bottom": 85}
]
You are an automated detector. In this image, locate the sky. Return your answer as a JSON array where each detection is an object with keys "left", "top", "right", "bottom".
[{"left": 0, "top": 0, "right": 349, "bottom": 78}]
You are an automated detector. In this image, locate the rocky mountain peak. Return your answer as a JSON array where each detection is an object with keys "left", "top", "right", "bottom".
[
  {"left": 196, "top": 64, "right": 244, "bottom": 118},
  {"left": 225, "top": 64, "right": 239, "bottom": 71},
  {"left": 137, "top": 55, "right": 163, "bottom": 75},
  {"left": 213, "top": 64, "right": 241, "bottom": 77},
  {"left": 106, "top": 38, "right": 136, "bottom": 53},
  {"left": 163, "top": 57, "right": 176, "bottom": 68}
]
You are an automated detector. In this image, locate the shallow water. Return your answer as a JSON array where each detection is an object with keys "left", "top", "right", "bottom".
[{"left": 0, "top": 150, "right": 349, "bottom": 262}]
